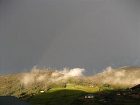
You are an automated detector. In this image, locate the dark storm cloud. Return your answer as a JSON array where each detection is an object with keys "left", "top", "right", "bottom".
[{"left": 0, "top": 0, "right": 140, "bottom": 74}]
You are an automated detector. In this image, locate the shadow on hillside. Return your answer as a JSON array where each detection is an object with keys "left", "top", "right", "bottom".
[
  {"left": 0, "top": 96, "right": 30, "bottom": 105},
  {"left": 72, "top": 89, "right": 140, "bottom": 105},
  {"left": 24, "top": 89, "right": 88, "bottom": 105},
  {"left": 20, "top": 88, "right": 140, "bottom": 105}
]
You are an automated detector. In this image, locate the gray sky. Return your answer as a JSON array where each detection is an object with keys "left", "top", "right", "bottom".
[{"left": 0, "top": 0, "right": 140, "bottom": 74}]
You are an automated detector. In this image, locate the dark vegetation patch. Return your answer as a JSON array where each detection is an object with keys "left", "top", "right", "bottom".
[{"left": 71, "top": 88, "right": 140, "bottom": 105}]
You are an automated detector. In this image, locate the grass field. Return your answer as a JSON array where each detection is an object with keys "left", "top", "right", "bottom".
[
  {"left": 26, "top": 84, "right": 140, "bottom": 105},
  {"left": 25, "top": 84, "right": 98, "bottom": 105}
]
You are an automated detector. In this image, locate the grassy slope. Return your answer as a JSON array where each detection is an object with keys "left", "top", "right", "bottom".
[
  {"left": 28, "top": 89, "right": 86, "bottom": 105},
  {"left": 27, "top": 84, "right": 140, "bottom": 105},
  {"left": 27, "top": 84, "right": 99, "bottom": 105}
]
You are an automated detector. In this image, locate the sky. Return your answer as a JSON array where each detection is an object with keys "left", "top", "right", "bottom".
[{"left": 0, "top": 0, "right": 140, "bottom": 74}]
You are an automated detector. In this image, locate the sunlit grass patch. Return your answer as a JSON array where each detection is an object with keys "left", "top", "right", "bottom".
[{"left": 28, "top": 88, "right": 87, "bottom": 105}]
